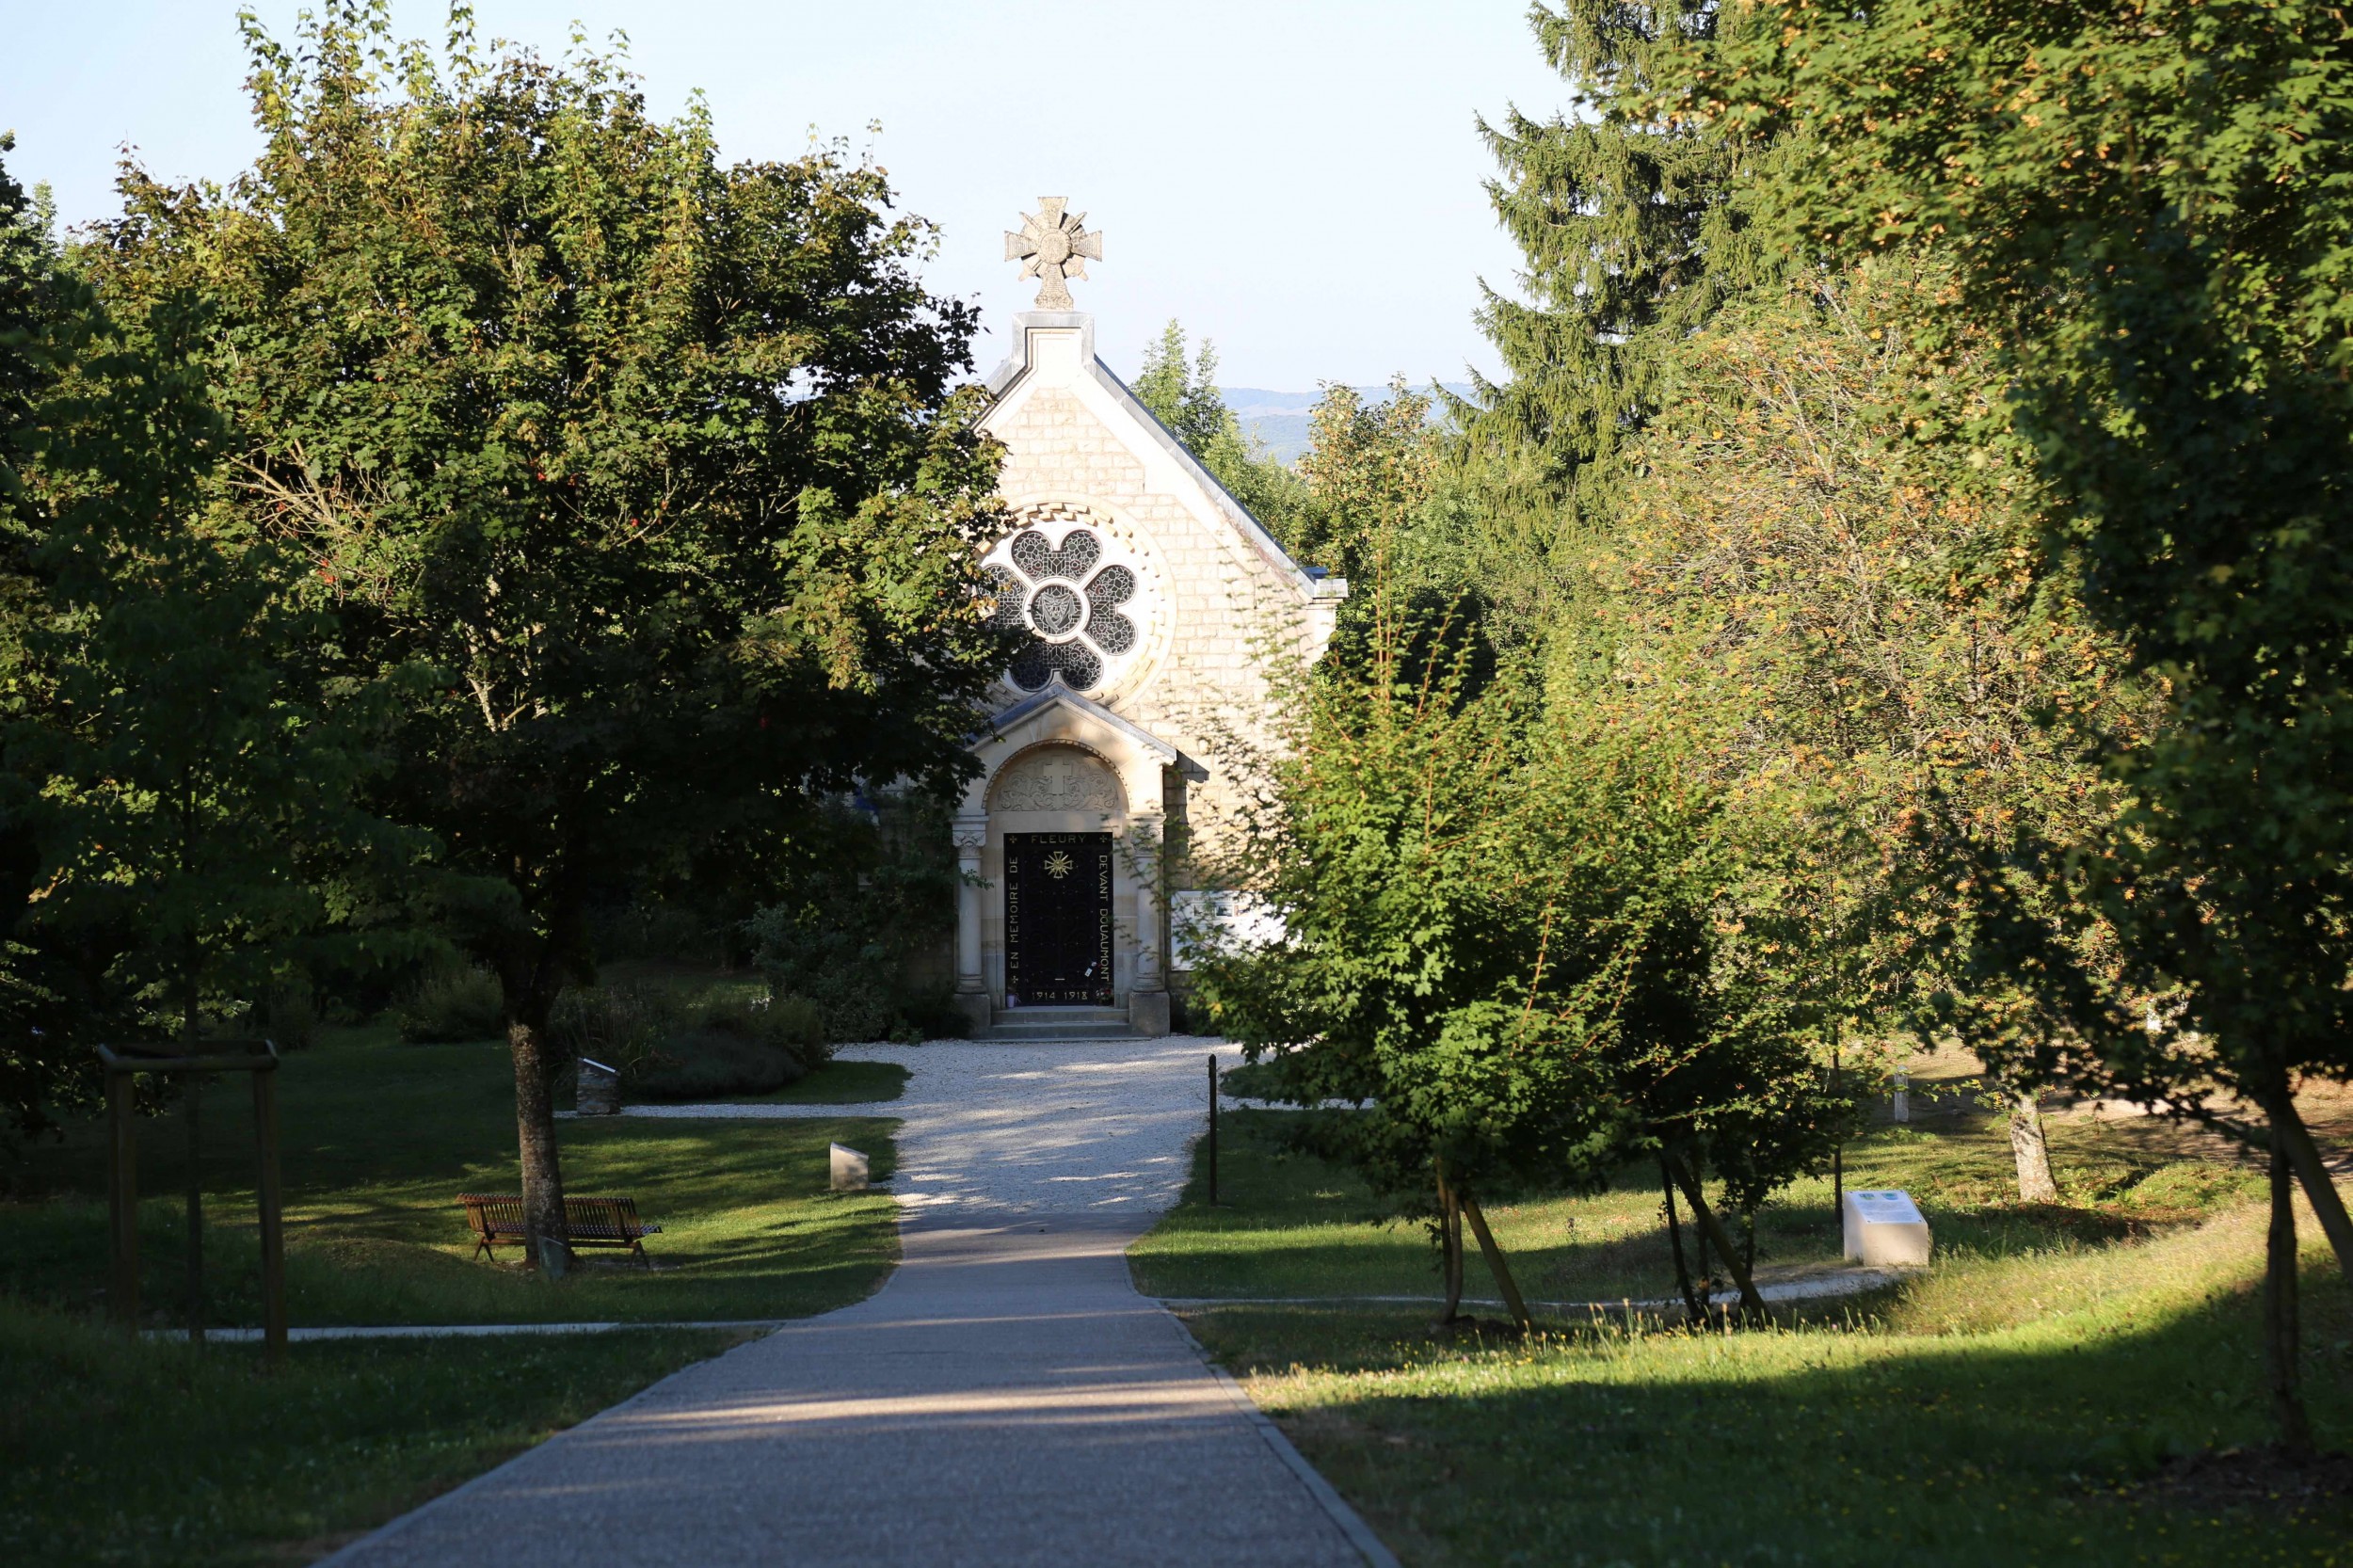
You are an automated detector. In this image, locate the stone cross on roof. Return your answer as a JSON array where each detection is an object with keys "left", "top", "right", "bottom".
[{"left": 1004, "top": 198, "right": 1103, "bottom": 311}]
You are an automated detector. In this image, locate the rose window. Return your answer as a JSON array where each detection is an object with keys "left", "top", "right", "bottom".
[{"left": 987, "top": 524, "right": 1140, "bottom": 693}]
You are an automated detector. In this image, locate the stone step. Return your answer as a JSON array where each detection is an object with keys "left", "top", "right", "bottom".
[{"left": 981, "top": 1005, "right": 1140, "bottom": 1042}]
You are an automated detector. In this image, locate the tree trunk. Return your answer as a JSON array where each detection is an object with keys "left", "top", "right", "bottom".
[
  {"left": 510, "top": 1012, "right": 570, "bottom": 1278},
  {"left": 1433, "top": 1163, "right": 1464, "bottom": 1324},
  {"left": 2009, "top": 1090, "right": 2059, "bottom": 1204},
  {"left": 1457, "top": 1188, "right": 1532, "bottom": 1333},
  {"left": 2265, "top": 1125, "right": 2314, "bottom": 1457},
  {"left": 1661, "top": 1156, "right": 1704, "bottom": 1322},
  {"left": 1669, "top": 1152, "right": 1767, "bottom": 1318},
  {"left": 2261, "top": 1087, "right": 2353, "bottom": 1293}
]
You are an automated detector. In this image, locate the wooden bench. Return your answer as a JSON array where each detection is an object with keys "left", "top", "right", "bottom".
[{"left": 457, "top": 1192, "right": 663, "bottom": 1268}]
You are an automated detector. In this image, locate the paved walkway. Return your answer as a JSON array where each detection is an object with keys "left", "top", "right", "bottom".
[
  {"left": 628, "top": 1036, "right": 1249, "bottom": 1213},
  {"left": 325, "top": 1038, "right": 1384, "bottom": 1568}
]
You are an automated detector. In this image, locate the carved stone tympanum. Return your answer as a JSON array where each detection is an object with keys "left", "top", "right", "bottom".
[{"left": 989, "top": 746, "right": 1122, "bottom": 813}]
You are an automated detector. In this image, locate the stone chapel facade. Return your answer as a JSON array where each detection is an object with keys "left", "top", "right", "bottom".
[{"left": 949, "top": 204, "right": 1345, "bottom": 1036}]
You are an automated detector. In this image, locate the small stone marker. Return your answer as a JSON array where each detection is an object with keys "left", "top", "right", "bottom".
[
  {"left": 830, "top": 1143, "right": 870, "bottom": 1192},
  {"left": 576, "top": 1057, "right": 619, "bottom": 1116},
  {"left": 1843, "top": 1189, "right": 1931, "bottom": 1266}
]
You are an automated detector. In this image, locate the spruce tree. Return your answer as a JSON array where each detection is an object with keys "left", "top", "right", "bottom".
[{"left": 1461, "top": 2, "right": 1754, "bottom": 632}]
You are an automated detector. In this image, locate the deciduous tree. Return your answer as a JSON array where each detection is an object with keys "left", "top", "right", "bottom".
[
  {"left": 1132, "top": 319, "right": 1312, "bottom": 545},
  {"left": 1667, "top": 0, "right": 2353, "bottom": 1447},
  {"left": 1590, "top": 257, "right": 2153, "bottom": 1204},
  {"left": 89, "top": 7, "right": 1008, "bottom": 1272}
]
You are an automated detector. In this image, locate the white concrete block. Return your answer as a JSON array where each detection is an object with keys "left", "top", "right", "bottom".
[
  {"left": 830, "top": 1143, "right": 871, "bottom": 1192},
  {"left": 1843, "top": 1189, "right": 1931, "bottom": 1266}
]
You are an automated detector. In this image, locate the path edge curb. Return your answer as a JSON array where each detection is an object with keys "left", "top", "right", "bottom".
[{"left": 1168, "top": 1314, "right": 1403, "bottom": 1568}]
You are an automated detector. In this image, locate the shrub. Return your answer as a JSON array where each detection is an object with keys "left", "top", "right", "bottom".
[
  {"left": 547, "top": 983, "right": 673, "bottom": 1069},
  {"left": 749, "top": 797, "right": 957, "bottom": 1042},
  {"left": 390, "top": 966, "right": 504, "bottom": 1044},
  {"left": 259, "top": 986, "right": 321, "bottom": 1051},
  {"left": 623, "top": 1030, "right": 804, "bottom": 1100},
  {"left": 551, "top": 984, "right": 827, "bottom": 1102}
]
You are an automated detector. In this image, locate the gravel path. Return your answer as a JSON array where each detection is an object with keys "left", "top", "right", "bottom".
[
  {"left": 326, "top": 1037, "right": 1386, "bottom": 1568},
  {"left": 627, "top": 1035, "right": 1249, "bottom": 1214}
]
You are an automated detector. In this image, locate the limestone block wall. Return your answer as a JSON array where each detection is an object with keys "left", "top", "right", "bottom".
[{"left": 988, "top": 386, "right": 1325, "bottom": 872}]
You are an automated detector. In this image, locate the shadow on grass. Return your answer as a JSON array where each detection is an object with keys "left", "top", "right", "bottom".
[
  {"left": 0, "top": 1292, "right": 743, "bottom": 1567},
  {"left": 1191, "top": 1240, "right": 2353, "bottom": 1568},
  {"left": 0, "top": 1035, "right": 904, "bottom": 1327}
]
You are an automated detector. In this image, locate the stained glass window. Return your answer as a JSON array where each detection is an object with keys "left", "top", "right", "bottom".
[{"left": 992, "top": 525, "right": 1140, "bottom": 693}]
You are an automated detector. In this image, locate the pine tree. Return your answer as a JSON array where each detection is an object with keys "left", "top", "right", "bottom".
[{"left": 1460, "top": 2, "right": 1756, "bottom": 635}]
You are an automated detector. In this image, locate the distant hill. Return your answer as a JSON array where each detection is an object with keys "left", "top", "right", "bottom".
[{"left": 1222, "top": 383, "right": 1474, "bottom": 465}]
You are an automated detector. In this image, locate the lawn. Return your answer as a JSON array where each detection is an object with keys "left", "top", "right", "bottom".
[
  {"left": 1139, "top": 1088, "right": 2353, "bottom": 1565},
  {"left": 730, "top": 1056, "right": 909, "bottom": 1105},
  {"left": 1134, "top": 1091, "right": 2259, "bottom": 1306},
  {"left": 2, "top": 1026, "right": 900, "bottom": 1328},
  {"left": 0, "top": 1297, "right": 744, "bottom": 1568},
  {"left": 0, "top": 1025, "right": 905, "bottom": 1564}
]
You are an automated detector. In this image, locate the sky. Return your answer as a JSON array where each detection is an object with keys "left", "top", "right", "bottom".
[{"left": 0, "top": 1, "right": 1571, "bottom": 392}]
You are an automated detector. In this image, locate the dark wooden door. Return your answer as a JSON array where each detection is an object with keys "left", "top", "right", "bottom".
[{"left": 1004, "top": 832, "right": 1114, "bottom": 1005}]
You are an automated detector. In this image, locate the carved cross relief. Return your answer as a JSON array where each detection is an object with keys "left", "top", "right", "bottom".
[
  {"left": 991, "top": 747, "right": 1121, "bottom": 813},
  {"left": 1004, "top": 198, "right": 1103, "bottom": 311}
]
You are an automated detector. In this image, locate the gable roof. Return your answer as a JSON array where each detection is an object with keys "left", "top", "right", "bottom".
[
  {"left": 971, "top": 683, "right": 1181, "bottom": 761},
  {"left": 981, "top": 311, "right": 1348, "bottom": 607}
]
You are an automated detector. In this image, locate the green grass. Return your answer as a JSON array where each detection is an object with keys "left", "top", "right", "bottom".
[
  {"left": 728, "top": 1057, "right": 908, "bottom": 1105},
  {"left": 0, "top": 1293, "right": 744, "bottom": 1567},
  {"left": 1, "top": 1025, "right": 907, "bottom": 1564},
  {"left": 1134, "top": 1097, "right": 2265, "bottom": 1306},
  {"left": 1143, "top": 1096, "right": 2353, "bottom": 1565},
  {"left": 2, "top": 1028, "right": 900, "bottom": 1327}
]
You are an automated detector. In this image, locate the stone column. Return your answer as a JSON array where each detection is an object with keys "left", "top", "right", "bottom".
[
  {"left": 952, "top": 816, "right": 992, "bottom": 1035},
  {"left": 1127, "top": 811, "right": 1170, "bottom": 1036}
]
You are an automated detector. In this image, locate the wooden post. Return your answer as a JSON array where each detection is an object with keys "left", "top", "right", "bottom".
[
  {"left": 184, "top": 1075, "right": 204, "bottom": 1346},
  {"left": 251, "top": 1067, "right": 287, "bottom": 1367},
  {"left": 1458, "top": 1191, "right": 1532, "bottom": 1333},
  {"left": 1206, "top": 1054, "right": 1218, "bottom": 1207},
  {"left": 1433, "top": 1161, "right": 1465, "bottom": 1323},
  {"left": 107, "top": 1069, "right": 138, "bottom": 1330},
  {"left": 96, "top": 1040, "right": 283, "bottom": 1352},
  {"left": 1830, "top": 1027, "right": 1845, "bottom": 1223}
]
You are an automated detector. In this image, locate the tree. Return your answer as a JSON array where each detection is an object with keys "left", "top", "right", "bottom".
[
  {"left": 1590, "top": 257, "right": 2155, "bottom": 1204},
  {"left": 0, "top": 134, "right": 88, "bottom": 1141},
  {"left": 1679, "top": 0, "right": 2353, "bottom": 1448},
  {"left": 747, "top": 793, "right": 961, "bottom": 1043},
  {"left": 1131, "top": 320, "right": 1311, "bottom": 546},
  {"left": 1193, "top": 560, "right": 1858, "bottom": 1325},
  {"left": 1189, "top": 584, "right": 1610, "bottom": 1331},
  {"left": 89, "top": 8, "right": 1009, "bottom": 1272},
  {"left": 9, "top": 290, "right": 412, "bottom": 1049},
  {"left": 1294, "top": 378, "right": 1447, "bottom": 590},
  {"left": 1456, "top": 1, "right": 1762, "bottom": 645}
]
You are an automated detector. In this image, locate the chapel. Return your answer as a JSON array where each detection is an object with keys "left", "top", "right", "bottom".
[{"left": 949, "top": 200, "right": 1345, "bottom": 1038}]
